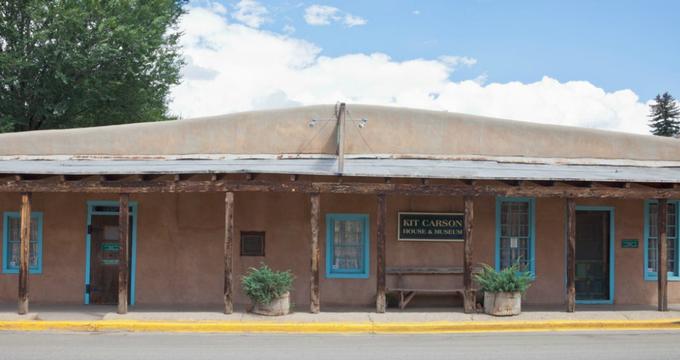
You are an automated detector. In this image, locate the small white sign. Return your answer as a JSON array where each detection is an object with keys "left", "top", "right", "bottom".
[{"left": 510, "top": 237, "right": 519, "bottom": 249}]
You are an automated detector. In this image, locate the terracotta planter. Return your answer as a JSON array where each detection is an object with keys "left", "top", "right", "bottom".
[
  {"left": 251, "top": 292, "right": 290, "bottom": 316},
  {"left": 484, "top": 291, "right": 521, "bottom": 316}
]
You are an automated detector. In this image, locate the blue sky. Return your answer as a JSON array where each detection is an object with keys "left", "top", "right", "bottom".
[
  {"left": 171, "top": 1, "right": 680, "bottom": 134},
  {"left": 244, "top": 0, "right": 680, "bottom": 100}
]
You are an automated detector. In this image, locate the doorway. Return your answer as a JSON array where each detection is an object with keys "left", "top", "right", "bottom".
[
  {"left": 84, "top": 201, "right": 137, "bottom": 305},
  {"left": 575, "top": 207, "right": 614, "bottom": 304}
]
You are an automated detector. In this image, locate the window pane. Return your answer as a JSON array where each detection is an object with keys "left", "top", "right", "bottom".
[
  {"left": 500, "top": 201, "right": 531, "bottom": 271},
  {"left": 332, "top": 219, "right": 364, "bottom": 273},
  {"left": 4, "top": 215, "right": 41, "bottom": 272},
  {"left": 647, "top": 203, "right": 678, "bottom": 275}
]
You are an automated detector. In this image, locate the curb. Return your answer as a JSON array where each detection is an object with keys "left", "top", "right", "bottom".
[{"left": 1, "top": 319, "right": 680, "bottom": 334}]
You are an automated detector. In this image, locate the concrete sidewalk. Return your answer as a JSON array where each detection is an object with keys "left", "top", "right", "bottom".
[{"left": 1, "top": 304, "right": 680, "bottom": 333}]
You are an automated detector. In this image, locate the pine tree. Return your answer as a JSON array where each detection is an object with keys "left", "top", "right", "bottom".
[{"left": 649, "top": 92, "right": 680, "bottom": 137}]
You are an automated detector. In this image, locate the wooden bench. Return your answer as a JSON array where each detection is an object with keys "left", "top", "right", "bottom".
[{"left": 386, "top": 266, "right": 481, "bottom": 309}]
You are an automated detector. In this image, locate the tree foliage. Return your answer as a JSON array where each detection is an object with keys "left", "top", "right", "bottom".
[
  {"left": 649, "top": 92, "right": 680, "bottom": 137},
  {"left": 0, "top": 0, "right": 186, "bottom": 132}
]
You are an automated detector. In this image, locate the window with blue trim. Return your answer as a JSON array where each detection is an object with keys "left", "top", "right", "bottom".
[
  {"left": 645, "top": 200, "right": 679, "bottom": 279},
  {"left": 326, "top": 214, "right": 369, "bottom": 278},
  {"left": 496, "top": 198, "right": 535, "bottom": 273},
  {"left": 3, "top": 212, "right": 43, "bottom": 274}
]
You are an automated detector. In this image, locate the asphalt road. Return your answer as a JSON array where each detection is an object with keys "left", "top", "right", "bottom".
[{"left": 0, "top": 331, "right": 679, "bottom": 360}]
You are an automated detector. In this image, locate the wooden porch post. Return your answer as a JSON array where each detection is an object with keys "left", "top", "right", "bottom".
[
  {"left": 566, "top": 198, "right": 576, "bottom": 313},
  {"left": 224, "top": 192, "right": 235, "bottom": 314},
  {"left": 18, "top": 192, "right": 31, "bottom": 315},
  {"left": 463, "top": 196, "right": 475, "bottom": 313},
  {"left": 376, "top": 194, "right": 386, "bottom": 313},
  {"left": 117, "top": 193, "right": 130, "bottom": 314},
  {"left": 310, "top": 193, "right": 320, "bottom": 313},
  {"left": 658, "top": 199, "right": 668, "bottom": 312}
]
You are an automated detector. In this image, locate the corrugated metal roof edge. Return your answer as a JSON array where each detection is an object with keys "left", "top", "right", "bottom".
[{"left": 1, "top": 153, "right": 680, "bottom": 168}]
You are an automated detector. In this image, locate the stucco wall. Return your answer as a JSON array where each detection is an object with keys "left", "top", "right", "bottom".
[
  {"left": 2, "top": 105, "right": 680, "bottom": 161},
  {"left": 0, "top": 192, "right": 678, "bottom": 307}
]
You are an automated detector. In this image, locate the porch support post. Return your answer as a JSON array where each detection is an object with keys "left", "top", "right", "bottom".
[
  {"left": 463, "top": 196, "right": 475, "bottom": 314},
  {"left": 310, "top": 193, "right": 320, "bottom": 313},
  {"left": 17, "top": 192, "right": 31, "bottom": 315},
  {"left": 566, "top": 198, "right": 576, "bottom": 313},
  {"left": 376, "top": 194, "right": 386, "bottom": 313},
  {"left": 224, "top": 192, "right": 234, "bottom": 314},
  {"left": 658, "top": 198, "right": 668, "bottom": 311},
  {"left": 117, "top": 193, "right": 130, "bottom": 314}
]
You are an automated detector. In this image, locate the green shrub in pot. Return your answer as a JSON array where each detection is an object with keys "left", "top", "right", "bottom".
[
  {"left": 474, "top": 262, "right": 532, "bottom": 316},
  {"left": 242, "top": 264, "right": 294, "bottom": 315}
]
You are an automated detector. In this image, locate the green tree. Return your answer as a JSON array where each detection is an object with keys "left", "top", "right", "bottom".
[
  {"left": 0, "top": 0, "right": 186, "bottom": 132},
  {"left": 649, "top": 92, "right": 680, "bottom": 137}
]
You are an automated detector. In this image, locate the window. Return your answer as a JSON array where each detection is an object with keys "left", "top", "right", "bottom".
[
  {"left": 326, "top": 214, "right": 369, "bottom": 278},
  {"left": 644, "top": 200, "right": 680, "bottom": 280},
  {"left": 496, "top": 198, "right": 535, "bottom": 274},
  {"left": 240, "top": 231, "right": 265, "bottom": 256},
  {"left": 3, "top": 212, "right": 43, "bottom": 274}
]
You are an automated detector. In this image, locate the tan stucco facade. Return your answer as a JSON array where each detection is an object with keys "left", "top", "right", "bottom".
[{"left": 0, "top": 191, "right": 677, "bottom": 308}]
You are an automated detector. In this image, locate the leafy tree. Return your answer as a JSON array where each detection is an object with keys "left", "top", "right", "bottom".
[
  {"left": 0, "top": 0, "right": 186, "bottom": 132},
  {"left": 649, "top": 92, "right": 680, "bottom": 137}
]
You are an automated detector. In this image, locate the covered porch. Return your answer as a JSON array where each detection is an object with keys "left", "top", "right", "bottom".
[{"left": 0, "top": 171, "right": 677, "bottom": 315}]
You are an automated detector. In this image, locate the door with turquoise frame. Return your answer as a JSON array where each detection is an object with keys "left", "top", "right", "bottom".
[
  {"left": 85, "top": 201, "right": 138, "bottom": 305},
  {"left": 575, "top": 207, "right": 615, "bottom": 304}
]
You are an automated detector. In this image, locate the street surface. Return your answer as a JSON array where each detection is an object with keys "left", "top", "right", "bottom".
[{"left": 0, "top": 331, "right": 678, "bottom": 360}]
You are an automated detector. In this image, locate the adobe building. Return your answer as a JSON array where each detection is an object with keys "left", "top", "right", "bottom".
[{"left": 1, "top": 103, "right": 680, "bottom": 315}]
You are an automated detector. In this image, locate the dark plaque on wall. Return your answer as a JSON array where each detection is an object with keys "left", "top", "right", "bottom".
[{"left": 398, "top": 212, "right": 464, "bottom": 242}]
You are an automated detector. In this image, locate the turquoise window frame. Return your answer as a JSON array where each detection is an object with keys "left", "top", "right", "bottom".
[
  {"left": 2, "top": 212, "right": 43, "bottom": 274},
  {"left": 325, "top": 213, "right": 370, "bottom": 279},
  {"left": 643, "top": 200, "right": 680, "bottom": 281},
  {"left": 495, "top": 197, "right": 536, "bottom": 276},
  {"left": 84, "top": 200, "right": 139, "bottom": 305}
]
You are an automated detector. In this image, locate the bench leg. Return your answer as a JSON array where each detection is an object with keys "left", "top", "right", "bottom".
[{"left": 399, "top": 291, "right": 417, "bottom": 309}]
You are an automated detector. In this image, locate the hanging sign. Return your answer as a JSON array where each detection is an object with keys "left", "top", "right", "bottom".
[{"left": 398, "top": 212, "right": 464, "bottom": 242}]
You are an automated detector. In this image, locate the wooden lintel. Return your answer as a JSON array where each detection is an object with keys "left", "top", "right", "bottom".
[{"left": 3, "top": 179, "right": 680, "bottom": 199}]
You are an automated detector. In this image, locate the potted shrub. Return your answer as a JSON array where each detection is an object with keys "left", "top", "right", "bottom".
[
  {"left": 474, "top": 262, "right": 533, "bottom": 316},
  {"left": 242, "top": 264, "right": 294, "bottom": 316}
]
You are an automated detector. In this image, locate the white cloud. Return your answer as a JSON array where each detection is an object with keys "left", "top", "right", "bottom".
[
  {"left": 304, "top": 5, "right": 339, "bottom": 25},
  {"left": 170, "top": 4, "right": 651, "bottom": 135},
  {"left": 282, "top": 24, "right": 295, "bottom": 34},
  {"left": 412, "top": 10, "right": 420, "bottom": 15},
  {"left": 343, "top": 14, "right": 367, "bottom": 27},
  {"left": 304, "top": 4, "right": 367, "bottom": 27},
  {"left": 232, "top": 0, "right": 269, "bottom": 28},
  {"left": 438, "top": 56, "right": 477, "bottom": 67}
]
